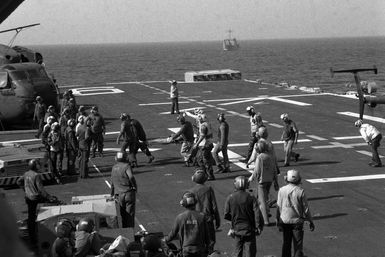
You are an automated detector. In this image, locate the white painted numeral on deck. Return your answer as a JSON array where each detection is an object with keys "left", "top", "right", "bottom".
[{"left": 72, "top": 87, "right": 124, "bottom": 96}]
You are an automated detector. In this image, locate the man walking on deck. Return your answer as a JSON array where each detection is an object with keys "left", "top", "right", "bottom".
[
  {"left": 171, "top": 115, "right": 195, "bottom": 166},
  {"left": 212, "top": 113, "right": 230, "bottom": 173},
  {"left": 355, "top": 119, "right": 383, "bottom": 167},
  {"left": 280, "top": 113, "right": 300, "bottom": 167},
  {"left": 110, "top": 151, "right": 137, "bottom": 228},
  {"left": 170, "top": 80, "right": 180, "bottom": 114},
  {"left": 240, "top": 106, "right": 264, "bottom": 164}
]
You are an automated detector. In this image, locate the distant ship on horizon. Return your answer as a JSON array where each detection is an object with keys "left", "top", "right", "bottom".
[{"left": 223, "top": 29, "right": 239, "bottom": 51}]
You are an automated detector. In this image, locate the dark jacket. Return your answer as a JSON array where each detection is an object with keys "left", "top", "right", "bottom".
[
  {"left": 190, "top": 184, "right": 220, "bottom": 224},
  {"left": 224, "top": 190, "right": 263, "bottom": 236},
  {"left": 172, "top": 121, "right": 194, "bottom": 143},
  {"left": 111, "top": 162, "right": 137, "bottom": 195},
  {"left": 165, "top": 209, "right": 209, "bottom": 254},
  {"left": 16, "top": 170, "right": 49, "bottom": 201},
  {"left": 217, "top": 121, "right": 229, "bottom": 146}
]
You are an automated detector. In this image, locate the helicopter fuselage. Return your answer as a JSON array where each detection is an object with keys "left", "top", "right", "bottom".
[{"left": 0, "top": 62, "right": 59, "bottom": 124}]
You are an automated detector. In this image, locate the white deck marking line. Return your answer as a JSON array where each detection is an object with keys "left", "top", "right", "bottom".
[
  {"left": 219, "top": 97, "right": 267, "bottom": 106},
  {"left": 203, "top": 97, "right": 258, "bottom": 102},
  {"left": 268, "top": 123, "right": 283, "bottom": 128},
  {"left": 356, "top": 150, "right": 384, "bottom": 158},
  {"left": 0, "top": 138, "right": 40, "bottom": 144},
  {"left": 215, "top": 107, "right": 226, "bottom": 111},
  {"left": 337, "top": 112, "right": 385, "bottom": 123},
  {"left": 307, "top": 135, "right": 328, "bottom": 141},
  {"left": 89, "top": 159, "right": 112, "bottom": 188},
  {"left": 206, "top": 104, "right": 216, "bottom": 108},
  {"left": 104, "top": 147, "right": 162, "bottom": 152},
  {"left": 226, "top": 111, "right": 249, "bottom": 118},
  {"left": 312, "top": 142, "right": 368, "bottom": 149},
  {"left": 139, "top": 101, "right": 189, "bottom": 106},
  {"left": 333, "top": 136, "right": 362, "bottom": 140},
  {"left": 159, "top": 107, "right": 207, "bottom": 115},
  {"left": 202, "top": 91, "right": 212, "bottom": 93},
  {"left": 307, "top": 174, "right": 385, "bottom": 183},
  {"left": 268, "top": 96, "right": 312, "bottom": 106}
]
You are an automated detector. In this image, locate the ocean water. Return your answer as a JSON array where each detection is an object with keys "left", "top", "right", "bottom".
[{"left": 35, "top": 37, "right": 385, "bottom": 93}]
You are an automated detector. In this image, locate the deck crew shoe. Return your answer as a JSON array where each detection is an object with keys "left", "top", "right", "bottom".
[
  {"left": 294, "top": 154, "right": 300, "bottom": 162},
  {"left": 148, "top": 155, "right": 155, "bottom": 163},
  {"left": 215, "top": 165, "right": 225, "bottom": 173}
]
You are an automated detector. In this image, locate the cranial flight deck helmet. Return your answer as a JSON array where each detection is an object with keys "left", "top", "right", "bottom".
[
  {"left": 180, "top": 192, "right": 197, "bottom": 208},
  {"left": 285, "top": 169, "right": 302, "bottom": 184},
  {"left": 280, "top": 113, "right": 289, "bottom": 120},
  {"left": 354, "top": 119, "right": 363, "bottom": 127},
  {"left": 191, "top": 169, "right": 208, "bottom": 184},
  {"left": 234, "top": 176, "right": 248, "bottom": 191}
]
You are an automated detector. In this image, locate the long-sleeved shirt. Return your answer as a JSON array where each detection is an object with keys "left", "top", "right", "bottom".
[
  {"left": 277, "top": 183, "right": 313, "bottom": 224},
  {"left": 34, "top": 102, "right": 46, "bottom": 120},
  {"left": 110, "top": 162, "right": 137, "bottom": 195},
  {"left": 165, "top": 209, "right": 209, "bottom": 254},
  {"left": 190, "top": 184, "right": 220, "bottom": 223},
  {"left": 17, "top": 170, "right": 49, "bottom": 201},
  {"left": 217, "top": 121, "right": 229, "bottom": 146},
  {"left": 359, "top": 123, "right": 381, "bottom": 143},
  {"left": 281, "top": 119, "right": 298, "bottom": 141},
  {"left": 249, "top": 152, "right": 277, "bottom": 184},
  {"left": 171, "top": 121, "right": 194, "bottom": 142},
  {"left": 170, "top": 84, "right": 178, "bottom": 99},
  {"left": 224, "top": 190, "right": 262, "bottom": 236},
  {"left": 248, "top": 138, "right": 279, "bottom": 169}
]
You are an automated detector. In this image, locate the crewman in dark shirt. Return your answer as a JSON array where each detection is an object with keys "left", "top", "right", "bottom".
[
  {"left": 110, "top": 151, "right": 137, "bottom": 228},
  {"left": 224, "top": 176, "right": 263, "bottom": 257},
  {"left": 76, "top": 118, "right": 92, "bottom": 178},
  {"left": 65, "top": 119, "right": 78, "bottom": 175},
  {"left": 33, "top": 95, "right": 47, "bottom": 138},
  {"left": 88, "top": 106, "right": 105, "bottom": 158},
  {"left": 212, "top": 113, "right": 230, "bottom": 173},
  {"left": 74, "top": 218, "right": 102, "bottom": 257},
  {"left": 189, "top": 169, "right": 220, "bottom": 254},
  {"left": 171, "top": 115, "right": 195, "bottom": 166},
  {"left": 17, "top": 159, "right": 54, "bottom": 248},
  {"left": 164, "top": 192, "right": 210, "bottom": 257},
  {"left": 117, "top": 113, "right": 140, "bottom": 166}
]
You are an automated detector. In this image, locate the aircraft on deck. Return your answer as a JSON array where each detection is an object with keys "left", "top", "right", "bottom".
[
  {"left": 0, "top": 1, "right": 60, "bottom": 128},
  {"left": 331, "top": 66, "right": 385, "bottom": 120}
]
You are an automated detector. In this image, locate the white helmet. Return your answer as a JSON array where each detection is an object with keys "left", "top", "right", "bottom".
[
  {"left": 280, "top": 113, "right": 289, "bottom": 120},
  {"left": 199, "top": 113, "right": 207, "bottom": 122},
  {"left": 286, "top": 169, "right": 301, "bottom": 184},
  {"left": 354, "top": 119, "right": 363, "bottom": 127},
  {"left": 47, "top": 116, "right": 55, "bottom": 124}
]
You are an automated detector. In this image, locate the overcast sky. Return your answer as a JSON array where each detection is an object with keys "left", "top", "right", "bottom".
[{"left": 0, "top": 0, "right": 384, "bottom": 45}]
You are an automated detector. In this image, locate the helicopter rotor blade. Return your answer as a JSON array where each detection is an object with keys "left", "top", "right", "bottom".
[{"left": 0, "top": 23, "right": 40, "bottom": 34}]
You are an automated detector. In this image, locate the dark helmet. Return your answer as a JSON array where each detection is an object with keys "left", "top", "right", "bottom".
[
  {"left": 179, "top": 192, "right": 197, "bottom": 208},
  {"left": 115, "top": 151, "right": 127, "bottom": 162},
  {"left": 217, "top": 113, "right": 225, "bottom": 121},
  {"left": 78, "top": 105, "right": 85, "bottom": 112},
  {"left": 177, "top": 115, "right": 185, "bottom": 124},
  {"left": 142, "top": 235, "right": 162, "bottom": 252},
  {"left": 77, "top": 217, "right": 94, "bottom": 233},
  {"left": 120, "top": 113, "right": 130, "bottom": 121},
  {"left": 68, "top": 89, "right": 73, "bottom": 95},
  {"left": 36, "top": 96, "right": 42, "bottom": 102},
  {"left": 191, "top": 169, "right": 208, "bottom": 184},
  {"left": 234, "top": 176, "right": 248, "bottom": 191},
  {"left": 48, "top": 105, "right": 55, "bottom": 111},
  {"left": 91, "top": 106, "right": 98, "bottom": 112},
  {"left": 28, "top": 159, "right": 39, "bottom": 171},
  {"left": 56, "top": 218, "right": 75, "bottom": 238}
]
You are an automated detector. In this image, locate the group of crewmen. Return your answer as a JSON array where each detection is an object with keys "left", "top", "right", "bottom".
[
  {"left": 33, "top": 90, "right": 106, "bottom": 183},
  {"left": 26, "top": 91, "right": 315, "bottom": 257}
]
